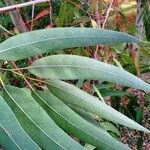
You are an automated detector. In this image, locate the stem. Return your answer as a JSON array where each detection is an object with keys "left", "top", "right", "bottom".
[
  {"left": 3, "top": 0, "right": 28, "bottom": 33},
  {"left": 11, "top": 61, "right": 33, "bottom": 90},
  {"left": 0, "top": 24, "right": 15, "bottom": 35},
  {"left": 135, "top": 0, "right": 144, "bottom": 39},
  {"left": 0, "top": 0, "right": 49, "bottom": 13},
  {"left": 102, "top": 0, "right": 114, "bottom": 29},
  {"left": 30, "top": 4, "right": 35, "bottom": 31},
  {"left": 128, "top": 44, "right": 140, "bottom": 77},
  {"left": 94, "top": 0, "right": 101, "bottom": 27},
  {"left": 48, "top": 0, "right": 53, "bottom": 27},
  {"left": 93, "top": 84, "right": 105, "bottom": 103},
  {"left": 131, "top": 0, "right": 145, "bottom": 76},
  {"left": 8, "top": 70, "right": 47, "bottom": 90}
]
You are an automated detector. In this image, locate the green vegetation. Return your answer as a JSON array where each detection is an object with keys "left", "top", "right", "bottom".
[{"left": 0, "top": 1, "right": 150, "bottom": 150}]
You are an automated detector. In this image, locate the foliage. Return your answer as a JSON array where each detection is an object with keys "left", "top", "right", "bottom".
[
  {"left": 143, "top": 0, "right": 150, "bottom": 41},
  {"left": 0, "top": 1, "right": 150, "bottom": 150},
  {"left": 0, "top": 27, "right": 150, "bottom": 150}
]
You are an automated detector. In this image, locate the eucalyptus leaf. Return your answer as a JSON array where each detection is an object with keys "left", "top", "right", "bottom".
[
  {"left": 47, "top": 80, "right": 150, "bottom": 132},
  {"left": 32, "top": 90, "right": 129, "bottom": 150},
  {"left": 29, "top": 55, "right": 150, "bottom": 92},
  {"left": 3, "top": 85, "right": 83, "bottom": 150},
  {"left": 145, "top": 93, "right": 150, "bottom": 101},
  {"left": 0, "top": 96, "right": 41, "bottom": 150},
  {"left": 0, "top": 28, "right": 143, "bottom": 60},
  {"left": 100, "top": 90, "right": 127, "bottom": 97},
  {"left": 100, "top": 122, "right": 120, "bottom": 136}
]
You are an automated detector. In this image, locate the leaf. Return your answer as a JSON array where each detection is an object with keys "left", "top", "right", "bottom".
[
  {"left": 143, "top": 1, "right": 150, "bottom": 41},
  {"left": 32, "top": 90, "right": 129, "bottom": 150},
  {"left": 31, "top": 10, "right": 49, "bottom": 22},
  {"left": 29, "top": 55, "right": 150, "bottom": 92},
  {"left": 147, "top": 105, "right": 150, "bottom": 110},
  {"left": 47, "top": 80, "right": 150, "bottom": 132},
  {"left": 93, "top": 85, "right": 105, "bottom": 102},
  {"left": 93, "top": 84, "right": 112, "bottom": 90},
  {"left": 0, "top": 28, "right": 143, "bottom": 61},
  {"left": 0, "top": 96, "right": 41, "bottom": 150},
  {"left": 145, "top": 93, "right": 150, "bottom": 101},
  {"left": 137, "top": 138, "right": 143, "bottom": 150},
  {"left": 100, "top": 122, "right": 120, "bottom": 136},
  {"left": 3, "top": 85, "right": 84, "bottom": 150},
  {"left": 136, "top": 107, "right": 143, "bottom": 125},
  {"left": 100, "top": 89, "right": 127, "bottom": 97},
  {"left": 56, "top": 2, "right": 67, "bottom": 27}
]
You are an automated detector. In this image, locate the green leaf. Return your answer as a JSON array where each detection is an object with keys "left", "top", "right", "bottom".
[
  {"left": 0, "top": 96, "right": 41, "bottom": 150},
  {"left": 100, "top": 89, "right": 127, "bottom": 97},
  {"left": 56, "top": 2, "right": 67, "bottom": 27},
  {"left": 3, "top": 85, "right": 84, "bottom": 150},
  {"left": 32, "top": 90, "right": 129, "bottom": 150},
  {"left": 93, "top": 85, "right": 105, "bottom": 102},
  {"left": 47, "top": 80, "right": 150, "bottom": 133},
  {"left": 93, "top": 84, "right": 112, "bottom": 90},
  {"left": 137, "top": 138, "right": 143, "bottom": 150},
  {"left": 143, "top": 1, "right": 150, "bottom": 41},
  {"left": 100, "top": 122, "right": 120, "bottom": 136},
  {"left": 145, "top": 93, "right": 150, "bottom": 101},
  {"left": 0, "top": 28, "right": 143, "bottom": 61},
  {"left": 147, "top": 105, "right": 150, "bottom": 110},
  {"left": 29, "top": 55, "right": 150, "bottom": 92},
  {"left": 136, "top": 107, "right": 143, "bottom": 125}
]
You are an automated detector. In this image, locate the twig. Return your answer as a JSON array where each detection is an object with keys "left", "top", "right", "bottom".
[
  {"left": 30, "top": 4, "right": 35, "bottom": 31},
  {"left": 102, "top": 0, "right": 114, "bottom": 29},
  {"left": 11, "top": 61, "right": 33, "bottom": 89},
  {"left": 48, "top": 0, "right": 53, "bottom": 27},
  {"left": 5, "top": 69, "right": 47, "bottom": 90},
  {"left": 135, "top": 0, "right": 144, "bottom": 39},
  {"left": 130, "top": 0, "right": 145, "bottom": 76},
  {"left": 3, "top": 0, "right": 28, "bottom": 33},
  {"left": 0, "top": 0, "right": 49, "bottom": 13},
  {"left": 94, "top": 0, "right": 101, "bottom": 27},
  {"left": 0, "top": 24, "right": 15, "bottom": 35}
]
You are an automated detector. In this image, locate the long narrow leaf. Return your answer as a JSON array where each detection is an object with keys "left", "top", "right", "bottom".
[
  {"left": 0, "top": 96, "right": 41, "bottom": 150},
  {"left": 47, "top": 80, "right": 150, "bottom": 133},
  {"left": 32, "top": 90, "right": 129, "bottom": 150},
  {"left": 0, "top": 28, "right": 142, "bottom": 60},
  {"left": 29, "top": 55, "right": 150, "bottom": 92},
  {"left": 3, "top": 85, "right": 84, "bottom": 150}
]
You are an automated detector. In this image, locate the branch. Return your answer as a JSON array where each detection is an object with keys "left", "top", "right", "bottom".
[
  {"left": 3, "top": 0, "right": 28, "bottom": 33},
  {"left": 131, "top": 0, "right": 145, "bottom": 76},
  {"left": 135, "top": 0, "right": 144, "bottom": 39},
  {"left": 102, "top": 0, "right": 114, "bottom": 29},
  {"left": 11, "top": 61, "right": 33, "bottom": 90},
  {"left": 0, "top": 0, "right": 49, "bottom": 13}
]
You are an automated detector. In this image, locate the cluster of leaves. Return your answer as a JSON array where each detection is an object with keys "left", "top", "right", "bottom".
[
  {"left": 0, "top": 27, "right": 150, "bottom": 150},
  {"left": 0, "top": 1, "right": 150, "bottom": 150}
]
